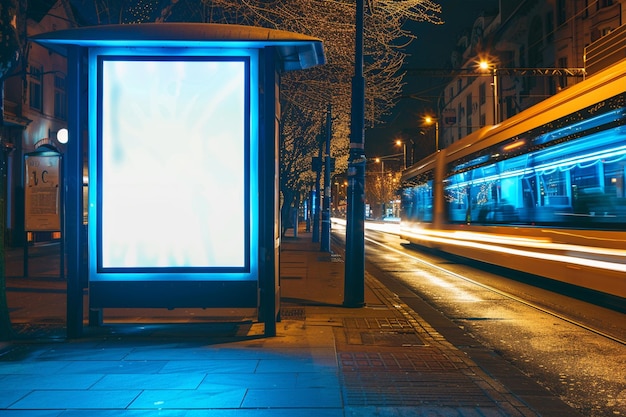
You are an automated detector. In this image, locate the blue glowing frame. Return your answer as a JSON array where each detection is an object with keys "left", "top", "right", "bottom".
[{"left": 88, "top": 47, "right": 259, "bottom": 284}]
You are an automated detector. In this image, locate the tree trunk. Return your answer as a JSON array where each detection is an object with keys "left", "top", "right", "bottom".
[{"left": 280, "top": 188, "right": 296, "bottom": 237}]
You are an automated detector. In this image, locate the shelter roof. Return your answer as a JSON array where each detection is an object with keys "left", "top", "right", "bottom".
[{"left": 31, "top": 23, "right": 325, "bottom": 71}]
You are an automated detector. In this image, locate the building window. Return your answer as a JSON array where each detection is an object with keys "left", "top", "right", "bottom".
[
  {"left": 557, "top": 0, "right": 566, "bottom": 25},
  {"left": 466, "top": 94, "right": 473, "bottom": 134},
  {"left": 54, "top": 75, "right": 67, "bottom": 120},
  {"left": 479, "top": 83, "right": 486, "bottom": 105},
  {"left": 601, "top": 27, "right": 613, "bottom": 36},
  {"left": 29, "top": 65, "right": 43, "bottom": 112},
  {"left": 480, "top": 113, "right": 486, "bottom": 128},
  {"left": 546, "top": 10, "right": 554, "bottom": 42},
  {"left": 457, "top": 103, "right": 463, "bottom": 139},
  {"left": 528, "top": 17, "right": 544, "bottom": 66},
  {"left": 598, "top": 0, "right": 613, "bottom": 10}
]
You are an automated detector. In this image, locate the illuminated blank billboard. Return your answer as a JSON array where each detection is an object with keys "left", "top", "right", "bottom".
[
  {"left": 96, "top": 56, "right": 251, "bottom": 275},
  {"left": 31, "top": 22, "right": 323, "bottom": 315}
]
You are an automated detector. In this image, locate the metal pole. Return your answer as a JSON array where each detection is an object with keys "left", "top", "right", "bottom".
[
  {"left": 306, "top": 184, "right": 312, "bottom": 232},
  {"left": 493, "top": 68, "right": 499, "bottom": 124},
  {"left": 312, "top": 135, "right": 322, "bottom": 243},
  {"left": 380, "top": 160, "right": 385, "bottom": 218},
  {"left": 23, "top": 234, "right": 28, "bottom": 277},
  {"left": 66, "top": 46, "right": 84, "bottom": 338},
  {"left": 60, "top": 155, "right": 65, "bottom": 279},
  {"left": 321, "top": 104, "right": 332, "bottom": 252},
  {"left": 401, "top": 143, "right": 406, "bottom": 169},
  {"left": 344, "top": 0, "right": 366, "bottom": 308}
]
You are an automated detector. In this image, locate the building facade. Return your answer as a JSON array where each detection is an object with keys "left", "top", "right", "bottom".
[
  {"left": 438, "top": 0, "right": 625, "bottom": 149},
  {"left": 1, "top": 0, "right": 76, "bottom": 245}
]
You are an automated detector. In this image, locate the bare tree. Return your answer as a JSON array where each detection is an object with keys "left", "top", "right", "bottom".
[
  {"left": 367, "top": 170, "right": 402, "bottom": 219},
  {"left": 200, "top": 0, "right": 442, "bottom": 225}
]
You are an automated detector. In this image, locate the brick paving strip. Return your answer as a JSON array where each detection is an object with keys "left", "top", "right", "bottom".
[{"left": 332, "top": 271, "right": 537, "bottom": 416}]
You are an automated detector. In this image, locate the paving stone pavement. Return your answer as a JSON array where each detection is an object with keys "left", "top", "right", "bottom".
[{"left": 0, "top": 227, "right": 583, "bottom": 416}]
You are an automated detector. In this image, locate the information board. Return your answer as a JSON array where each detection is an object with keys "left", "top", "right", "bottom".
[{"left": 24, "top": 153, "right": 61, "bottom": 232}]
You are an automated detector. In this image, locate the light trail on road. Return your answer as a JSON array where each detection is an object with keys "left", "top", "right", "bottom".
[
  {"left": 362, "top": 230, "right": 626, "bottom": 347},
  {"left": 331, "top": 223, "right": 626, "bottom": 417}
]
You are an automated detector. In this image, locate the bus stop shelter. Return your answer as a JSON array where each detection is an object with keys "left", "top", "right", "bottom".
[{"left": 32, "top": 23, "right": 325, "bottom": 338}]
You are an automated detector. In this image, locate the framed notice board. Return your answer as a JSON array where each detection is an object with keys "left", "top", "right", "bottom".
[{"left": 24, "top": 151, "right": 62, "bottom": 232}]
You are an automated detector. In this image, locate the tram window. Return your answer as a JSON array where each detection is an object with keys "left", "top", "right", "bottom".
[
  {"left": 401, "top": 180, "right": 434, "bottom": 223},
  {"left": 572, "top": 165, "right": 599, "bottom": 189},
  {"left": 604, "top": 163, "right": 625, "bottom": 198},
  {"left": 540, "top": 170, "right": 569, "bottom": 205},
  {"left": 443, "top": 174, "right": 468, "bottom": 223},
  {"left": 441, "top": 100, "right": 625, "bottom": 228}
]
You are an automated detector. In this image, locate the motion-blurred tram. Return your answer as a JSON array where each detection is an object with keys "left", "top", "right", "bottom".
[{"left": 399, "top": 58, "right": 626, "bottom": 302}]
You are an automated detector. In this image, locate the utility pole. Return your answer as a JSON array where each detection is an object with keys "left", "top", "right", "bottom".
[{"left": 344, "top": 0, "right": 366, "bottom": 308}]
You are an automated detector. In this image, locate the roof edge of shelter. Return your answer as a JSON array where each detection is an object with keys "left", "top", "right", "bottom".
[{"left": 31, "top": 22, "right": 325, "bottom": 70}]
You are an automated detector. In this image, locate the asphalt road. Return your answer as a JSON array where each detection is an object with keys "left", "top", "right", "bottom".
[{"left": 333, "top": 226, "right": 626, "bottom": 417}]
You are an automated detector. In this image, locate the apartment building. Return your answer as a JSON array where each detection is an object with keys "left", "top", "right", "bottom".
[{"left": 438, "top": 0, "right": 625, "bottom": 149}]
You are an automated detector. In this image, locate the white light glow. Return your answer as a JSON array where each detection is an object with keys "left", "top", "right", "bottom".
[
  {"left": 57, "top": 128, "right": 68, "bottom": 144},
  {"left": 100, "top": 58, "right": 247, "bottom": 269},
  {"left": 399, "top": 227, "right": 626, "bottom": 273},
  {"left": 331, "top": 218, "right": 626, "bottom": 273}
]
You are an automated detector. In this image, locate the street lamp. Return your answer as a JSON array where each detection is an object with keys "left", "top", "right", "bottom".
[
  {"left": 424, "top": 116, "right": 439, "bottom": 152},
  {"left": 57, "top": 128, "right": 69, "bottom": 144},
  {"left": 375, "top": 157, "right": 386, "bottom": 218},
  {"left": 395, "top": 139, "right": 406, "bottom": 169},
  {"left": 479, "top": 60, "right": 499, "bottom": 124},
  {"left": 373, "top": 153, "right": 402, "bottom": 219},
  {"left": 333, "top": 180, "right": 346, "bottom": 213}
]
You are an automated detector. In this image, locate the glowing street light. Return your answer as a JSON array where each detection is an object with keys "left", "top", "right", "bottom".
[
  {"left": 57, "top": 128, "right": 69, "bottom": 144},
  {"left": 395, "top": 139, "right": 406, "bottom": 169},
  {"left": 479, "top": 60, "right": 499, "bottom": 124},
  {"left": 424, "top": 116, "right": 439, "bottom": 152},
  {"left": 373, "top": 154, "right": 401, "bottom": 219},
  {"left": 375, "top": 157, "right": 386, "bottom": 217}
]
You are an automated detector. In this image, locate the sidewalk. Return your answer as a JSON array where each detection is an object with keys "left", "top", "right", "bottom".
[{"left": 0, "top": 228, "right": 582, "bottom": 416}]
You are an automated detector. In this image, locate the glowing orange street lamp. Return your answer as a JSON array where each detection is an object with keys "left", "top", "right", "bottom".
[
  {"left": 395, "top": 139, "right": 406, "bottom": 169},
  {"left": 424, "top": 116, "right": 439, "bottom": 152},
  {"left": 479, "top": 60, "right": 499, "bottom": 124}
]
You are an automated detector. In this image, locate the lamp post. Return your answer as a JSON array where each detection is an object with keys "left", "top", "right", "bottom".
[
  {"left": 375, "top": 157, "right": 385, "bottom": 218},
  {"left": 373, "top": 153, "right": 402, "bottom": 219},
  {"left": 479, "top": 60, "right": 499, "bottom": 124},
  {"left": 344, "top": 0, "right": 366, "bottom": 308},
  {"left": 395, "top": 139, "right": 406, "bottom": 169},
  {"left": 424, "top": 116, "right": 439, "bottom": 152}
]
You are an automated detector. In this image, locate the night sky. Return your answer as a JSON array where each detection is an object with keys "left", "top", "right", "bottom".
[
  {"left": 67, "top": 0, "right": 499, "bottom": 161},
  {"left": 365, "top": 0, "right": 499, "bottom": 159}
]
